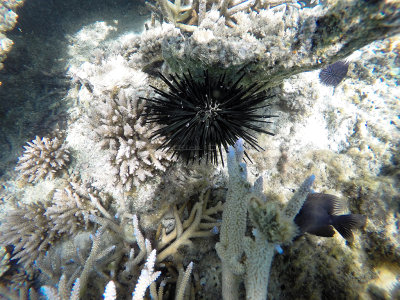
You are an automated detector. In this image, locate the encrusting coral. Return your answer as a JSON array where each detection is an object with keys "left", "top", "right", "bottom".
[{"left": 15, "top": 132, "right": 70, "bottom": 183}]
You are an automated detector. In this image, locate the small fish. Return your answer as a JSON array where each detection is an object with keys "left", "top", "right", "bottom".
[
  {"left": 319, "top": 60, "right": 350, "bottom": 87},
  {"left": 294, "top": 193, "right": 366, "bottom": 243}
]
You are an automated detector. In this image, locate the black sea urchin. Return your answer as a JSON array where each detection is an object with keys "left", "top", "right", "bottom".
[{"left": 142, "top": 70, "right": 275, "bottom": 165}]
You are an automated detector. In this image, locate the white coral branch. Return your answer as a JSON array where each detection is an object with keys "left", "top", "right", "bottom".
[{"left": 132, "top": 249, "right": 161, "bottom": 300}]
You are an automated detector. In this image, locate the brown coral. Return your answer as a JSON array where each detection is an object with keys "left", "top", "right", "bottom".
[
  {"left": 0, "top": 179, "right": 113, "bottom": 274},
  {"left": 15, "top": 133, "right": 70, "bottom": 183},
  {"left": 0, "top": 202, "right": 56, "bottom": 272},
  {"left": 45, "top": 180, "right": 112, "bottom": 235},
  {"left": 92, "top": 88, "right": 173, "bottom": 191}
]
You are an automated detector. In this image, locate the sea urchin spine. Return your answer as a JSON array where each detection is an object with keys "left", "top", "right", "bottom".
[{"left": 141, "top": 70, "right": 275, "bottom": 165}]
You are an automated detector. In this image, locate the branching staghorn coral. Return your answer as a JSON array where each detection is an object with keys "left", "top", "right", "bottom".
[
  {"left": 155, "top": 187, "right": 223, "bottom": 263},
  {"left": 104, "top": 255, "right": 193, "bottom": 300},
  {"left": 4, "top": 177, "right": 220, "bottom": 298},
  {"left": 216, "top": 139, "right": 315, "bottom": 300},
  {"left": 92, "top": 88, "right": 173, "bottom": 191},
  {"left": 15, "top": 132, "right": 70, "bottom": 183},
  {"left": 132, "top": 249, "right": 161, "bottom": 300},
  {"left": 40, "top": 276, "right": 81, "bottom": 300},
  {"left": 147, "top": 0, "right": 300, "bottom": 31},
  {"left": 175, "top": 261, "right": 194, "bottom": 300},
  {"left": 36, "top": 213, "right": 165, "bottom": 299},
  {"left": 37, "top": 228, "right": 121, "bottom": 299}
]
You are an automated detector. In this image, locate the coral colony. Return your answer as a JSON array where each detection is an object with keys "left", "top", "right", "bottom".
[
  {"left": 0, "top": 0, "right": 399, "bottom": 299},
  {"left": 142, "top": 70, "right": 275, "bottom": 165}
]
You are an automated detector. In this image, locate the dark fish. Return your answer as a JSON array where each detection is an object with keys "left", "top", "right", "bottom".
[
  {"left": 319, "top": 60, "right": 350, "bottom": 87},
  {"left": 294, "top": 193, "right": 366, "bottom": 243}
]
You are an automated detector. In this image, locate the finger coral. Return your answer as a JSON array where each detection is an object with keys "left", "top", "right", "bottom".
[{"left": 15, "top": 133, "right": 70, "bottom": 183}]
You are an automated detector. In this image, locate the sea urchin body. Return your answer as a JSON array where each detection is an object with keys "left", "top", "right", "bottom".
[{"left": 142, "top": 70, "right": 275, "bottom": 165}]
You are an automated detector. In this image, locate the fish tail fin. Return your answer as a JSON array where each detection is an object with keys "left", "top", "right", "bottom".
[{"left": 332, "top": 214, "right": 367, "bottom": 243}]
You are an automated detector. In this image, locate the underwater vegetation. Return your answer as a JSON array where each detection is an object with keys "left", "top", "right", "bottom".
[{"left": 142, "top": 70, "right": 275, "bottom": 165}]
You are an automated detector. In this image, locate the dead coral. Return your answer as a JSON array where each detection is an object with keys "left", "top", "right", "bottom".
[
  {"left": 15, "top": 132, "right": 70, "bottom": 183},
  {"left": 147, "top": 0, "right": 301, "bottom": 31},
  {"left": 92, "top": 88, "right": 173, "bottom": 191}
]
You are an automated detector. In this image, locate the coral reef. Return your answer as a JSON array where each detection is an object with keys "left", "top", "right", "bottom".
[
  {"left": 147, "top": 0, "right": 299, "bottom": 31},
  {"left": 15, "top": 132, "right": 70, "bottom": 183},
  {"left": 45, "top": 180, "right": 112, "bottom": 234},
  {"left": 0, "top": 178, "right": 112, "bottom": 276},
  {"left": 0, "top": 0, "right": 399, "bottom": 299}
]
